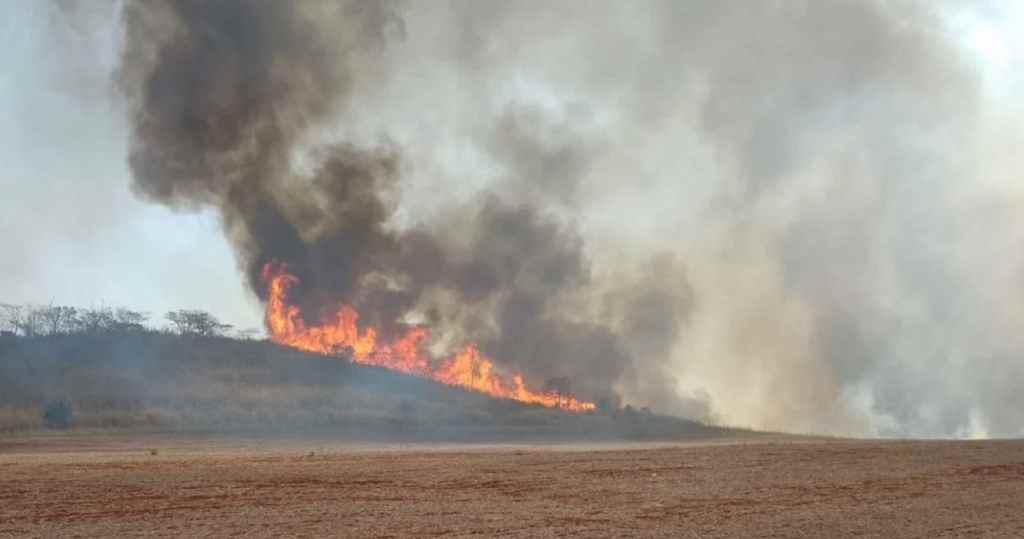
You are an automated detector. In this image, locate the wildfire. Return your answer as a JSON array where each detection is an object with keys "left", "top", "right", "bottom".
[{"left": 261, "top": 262, "right": 596, "bottom": 412}]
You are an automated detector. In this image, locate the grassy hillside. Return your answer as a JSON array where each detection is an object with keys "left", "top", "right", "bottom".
[{"left": 0, "top": 333, "right": 730, "bottom": 440}]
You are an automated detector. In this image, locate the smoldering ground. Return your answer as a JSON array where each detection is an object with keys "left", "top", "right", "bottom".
[{"left": 30, "top": 0, "right": 1024, "bottom": 437}]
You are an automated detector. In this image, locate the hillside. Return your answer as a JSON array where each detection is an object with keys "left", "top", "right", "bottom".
[{"left": 0, "top": 333, "right": 730, "bottom": 440}]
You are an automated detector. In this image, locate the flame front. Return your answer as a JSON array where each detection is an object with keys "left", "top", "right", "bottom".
[{"left": 261, "top": 262, "right": 596, "bottom": 412}]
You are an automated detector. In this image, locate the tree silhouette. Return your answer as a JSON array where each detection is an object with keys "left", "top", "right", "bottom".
[{"left": 165, "top": 310, "right": 232, "bottom": 337}]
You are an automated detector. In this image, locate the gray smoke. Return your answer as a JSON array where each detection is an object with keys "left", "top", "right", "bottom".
[
  {"left": 113, "top": 0, "right": 698, "bottom": 410},
  {"left": 49, "top": 0, "right": 1023, "bottom": 436}
]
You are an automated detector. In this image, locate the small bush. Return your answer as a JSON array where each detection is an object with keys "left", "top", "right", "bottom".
[{"left": 42, "top": 400, "right": 74, "bottom": 429}]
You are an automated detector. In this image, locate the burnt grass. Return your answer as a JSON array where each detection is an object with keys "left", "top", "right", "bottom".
[{"left": 0, "top": 333, "right": 734, "bottom": 441}]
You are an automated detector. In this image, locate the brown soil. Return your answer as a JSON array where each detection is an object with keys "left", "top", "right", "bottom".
[{"left": 1, "top": 434, "right": 1023, "bottom": 537}]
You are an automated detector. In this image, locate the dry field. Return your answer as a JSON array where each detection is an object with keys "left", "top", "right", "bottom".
[{"left": 1, "top": 434, "right": 1023, "bottom": 537}]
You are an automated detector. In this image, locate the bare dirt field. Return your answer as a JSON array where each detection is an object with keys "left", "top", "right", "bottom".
[{"left": 1, "top": 434, "right": 1023, "bottom": 538}]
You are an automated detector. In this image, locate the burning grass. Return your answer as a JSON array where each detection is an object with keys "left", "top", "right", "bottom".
[{"left": 262, "top": 261, "right": 596, "bottom": 411}]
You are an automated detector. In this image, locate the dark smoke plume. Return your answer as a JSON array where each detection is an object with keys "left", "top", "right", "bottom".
[
  {"left": 119, "top": 1, "right": 404, "bottom": 310},
  {"left": 115, "top": 0, "right": 694, "bottom": 410}
]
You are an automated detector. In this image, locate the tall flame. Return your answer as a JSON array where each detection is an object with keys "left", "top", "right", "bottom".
[{"left": 261, "top": 262, "right": 596, "bottom": 412}]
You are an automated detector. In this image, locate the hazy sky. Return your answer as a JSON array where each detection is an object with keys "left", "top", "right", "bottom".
[
  {"left": 2, "top": 1, "right": 1023, "bottom": 437},
  {"left": 0, "top": 2, "right": 263, "bottom": 331}
]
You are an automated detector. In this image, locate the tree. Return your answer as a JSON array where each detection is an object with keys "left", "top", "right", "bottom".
[
  {"left": 1, "top": 303, "right": 152, "bottom": 336},
  {"left": 38, "top": 305, "right": 78, "bottom": 335},
  {"left": 165, "top": 310, "right": 232, "bottom": 337},
  {"left": 0, "top": 303, "right": 20, "bottom": 334},
  {"left": 0, "top": 304, "right": 42, "bottom": 337},
  {"left": 69, "top": 306, "right": 150, "bottom": 334},
  {"left": 111, "top": 308, "right": 149, "bottom": 333},
  {"left": 76, "top": 307, "right": 115, "bottom": 335}
]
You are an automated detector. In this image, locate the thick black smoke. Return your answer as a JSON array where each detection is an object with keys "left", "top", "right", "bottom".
[
  {"left": 119, "top": 1, "right": 403, "bottom": 317},
  {"left": 116, "top": 0, "right": 694, "bottom": 409}
]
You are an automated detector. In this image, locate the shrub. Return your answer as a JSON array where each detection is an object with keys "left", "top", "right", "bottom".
[{"left": 42, "top": 400, "right": 74, "bottom": 429}]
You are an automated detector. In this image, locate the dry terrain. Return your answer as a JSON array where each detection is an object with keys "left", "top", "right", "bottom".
[{"left": 1, "top": 434, "right": 1023, "bottom": 537}]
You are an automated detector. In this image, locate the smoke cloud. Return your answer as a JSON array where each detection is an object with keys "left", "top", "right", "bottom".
[
  {"left": 50, "top": 0, "right": 1024, "bottom": 436},
  {"left": 113, "top": 0, "right": 694, "bottom": 412}
]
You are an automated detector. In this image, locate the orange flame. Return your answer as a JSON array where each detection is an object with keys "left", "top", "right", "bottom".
[{"left": 261, "top": 262, "right": 596, "bottom": 412}]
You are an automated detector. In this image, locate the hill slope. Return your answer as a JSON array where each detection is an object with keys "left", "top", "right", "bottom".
[{"left": 0, "top": 333, "right": 732, "bottom": 440}]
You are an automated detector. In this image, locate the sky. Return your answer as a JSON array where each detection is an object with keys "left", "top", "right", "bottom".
[
  {"left": 1, "top": 1, "right": 1022, "bottom": 438},
  {"left": 0, "top": 2, "right": 263, "bottom": 332}
]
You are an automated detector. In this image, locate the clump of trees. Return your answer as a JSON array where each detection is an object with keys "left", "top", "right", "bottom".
[
  {"left": 0, "top": 304, "right": 150, "bottom": 337},
  {"left": 165, "top": 309, "right": 233, "bottom": 337},
  {"left": 0, "top": 303, "right": 255, "bottom": 339}
]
